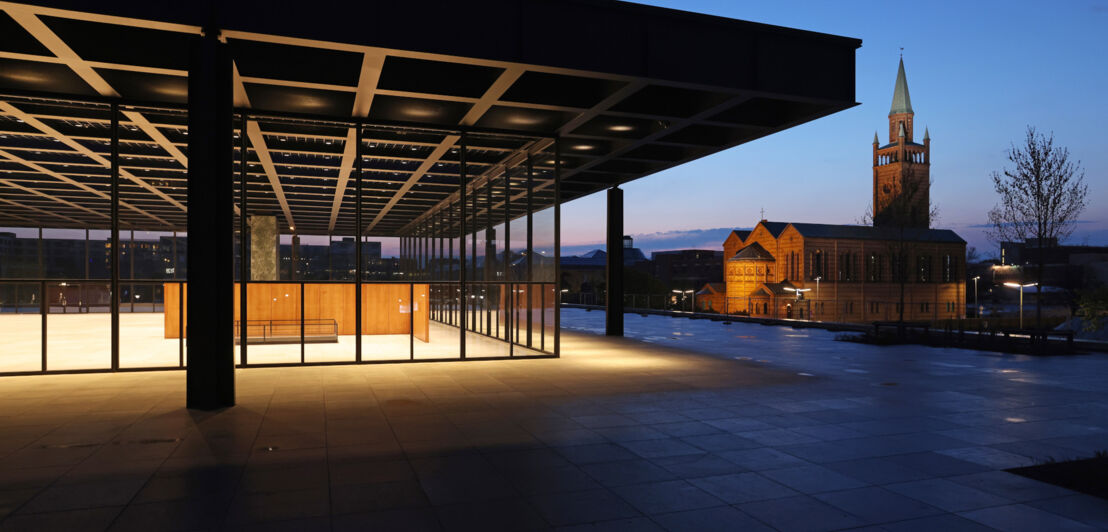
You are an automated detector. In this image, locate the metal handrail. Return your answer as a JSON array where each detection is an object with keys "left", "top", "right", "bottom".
[{"left": 233, "top": 318, "right": 338, "bottom": 344}]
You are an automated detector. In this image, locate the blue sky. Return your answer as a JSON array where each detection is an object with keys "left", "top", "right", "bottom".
[{"left": 562, "top": 0, "right": 1108, "bottom": 258}]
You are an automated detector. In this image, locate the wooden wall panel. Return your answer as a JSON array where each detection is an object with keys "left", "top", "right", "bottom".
[
  {"left": 165, "top": 283, "right": 430, "bottom": 340},
  {"left": 413, "top": 284, "right": 429, "bottom": 343},
  {"left": 361, "top": 284, "right": 410, "bottom": 335},
  {"left": 304, "top": 284, "right": 356, "bottom": 335},
  {"left": 163, "top": 283, "right": 187, "bottom": 338}
]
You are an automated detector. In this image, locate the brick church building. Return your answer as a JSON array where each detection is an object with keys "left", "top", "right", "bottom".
[{"left": 716, "top": 59, "right": 966, "bottom": 323}]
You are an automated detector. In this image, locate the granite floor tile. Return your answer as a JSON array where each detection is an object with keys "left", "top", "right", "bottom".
[
  {"left": 649, "top": 505, "right": 772, "bottom": 532},
  {"left": 761, "top": 464, "right": 868, "bottom": 494},
  {"left": 960, "top": 503, "right": 1098, "bottom": 531},
  {"left": 1026, "top": 494, "right": 1108, "bottom": 529},
  {"left": 885, "top": 477, "right": 1012, "bottom": 512},
  {"left": 948, "top": 471, "right": 1076, "bottom": 502},
  {"left": 529, "top": 488, "right": 640, "bottom": 527},
  {"left": 688, "top": 472, "right": 797, "bottom": 504},
  {"left": 650, "top": 453, "right": 745, "bottom": 479},
  {"left": 611, "top": 480, "right": 723, "bottom": 515},
  {"left": 619, "top": 439, "right": 703, "bottom": 460},
  {"left": 880, "top": 512, "right": 1000, "bottom": 532},
  {"left": 580, "top": 459, "right": 677, "bottom": 488},
  {"left": 716, "top": 447, "right": 808, "bottom": 471},
  {"left": 739, "top": 495, "right": 865, "bottom": 532},
  {"left": 814, "top": 486, "right": 943, "bottom": 524}
]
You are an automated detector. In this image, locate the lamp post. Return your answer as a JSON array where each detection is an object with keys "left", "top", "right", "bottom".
[
  {"left": 671, "top": 289, "right": 694, "bottom": 311},
  {"left": 783, "top": 287, "right": 812, "bottom": 319},
  {"left": 1003, "top": 282, "right": 1037, "bottom": 329},
  {"left": 972, "top": 276, "right": 980, "bottom": 318},
  {"left": 814, "top": 276, "right": 821, "bottom": 320}
]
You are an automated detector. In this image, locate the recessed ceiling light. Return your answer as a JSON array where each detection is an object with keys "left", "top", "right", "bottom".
[
  {"left": 572, "top": 144, "right": 592, "bottom": 151},
  {"left": 608, "top": 124, "right": 633, "bottom": 132}
]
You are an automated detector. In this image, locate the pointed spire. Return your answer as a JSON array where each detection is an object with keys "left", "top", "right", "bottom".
[
  {"left": 898, "top": 122, "right": 906, "bottom": 138},
  {"left": 923, "top": 127, "right": 930, "bottom": 141},
  {"left": 873, "top": 131, "right": 879, "bottom": 145},
  {"left": 889, "top": 57, "right": 913, "bottom": 116}
]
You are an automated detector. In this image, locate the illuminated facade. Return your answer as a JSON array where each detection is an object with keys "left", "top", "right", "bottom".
[{"left": 720, "top": 60, "right": 966, "bottom": 323}]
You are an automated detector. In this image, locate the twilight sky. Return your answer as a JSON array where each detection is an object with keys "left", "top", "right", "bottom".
[{"left": 562, "top": 0, "right": 1108, "bottom": 259}]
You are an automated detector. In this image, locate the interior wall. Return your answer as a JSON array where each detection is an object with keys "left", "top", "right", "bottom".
[{"left": 164, "top": 282, "right": 428, "bottom": 339}]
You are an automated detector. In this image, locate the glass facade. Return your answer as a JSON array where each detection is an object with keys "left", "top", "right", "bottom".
[{"left": 0, "top": 96, "right": 558, "bottom": 374}]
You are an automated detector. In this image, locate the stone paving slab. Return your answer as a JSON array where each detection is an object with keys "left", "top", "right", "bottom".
[{"left": 1, "top": 319, "right": 1107, "bottom": 530}]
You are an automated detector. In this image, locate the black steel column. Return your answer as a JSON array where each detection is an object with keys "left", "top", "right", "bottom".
[
  {"left": 129, "top": 229, "right": 135, "bottom": 313},
  {"left": 355, "top": 127, "right": 363, "bottom": 362},
  {"left": 554, "top": 140, "right": 562, "bottom": 355},
  {"left": 484, "top": 180, "right": 493, "bottom": 334},
  {"left": 605, "top": 186, "right": 622, "bottom": 336},
  {"left": 458, "top": 133, "right": 467, "bottom": 359},
  {"left": 186, "top": 30, "right": 235, "bottom": 409},
  {"left": 110, "top": 104, "right": 120, "bottom": 369},
  {"left": 526, "top": 156, "right": 534, "bottom": 347},
  {"left": 171, "top": 231, "right": 177, "bottom": 280},
  {"left": 40, "top": 279, "right": 46, "bottom": 371},
  {"left": 239, "top": 113, "right": 248, "bottom": 365},
  {"left": 504, "top": 168, "right": 511, "bottom": 355}
]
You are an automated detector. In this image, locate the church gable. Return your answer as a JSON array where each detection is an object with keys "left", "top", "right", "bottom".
[{"left": 723, "top": 230, "right": 751, "bottom": 260}]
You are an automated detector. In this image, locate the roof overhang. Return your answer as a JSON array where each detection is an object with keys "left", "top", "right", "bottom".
[{"left": 0, "top": 0, "right": 860, "bottom": 235}]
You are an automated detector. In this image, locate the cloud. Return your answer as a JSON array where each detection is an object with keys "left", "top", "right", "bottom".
[{"left": 562, "top": 227, "right": 741, "bottom": 257}]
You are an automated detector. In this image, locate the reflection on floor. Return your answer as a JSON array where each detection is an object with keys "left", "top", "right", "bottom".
[{"left": 0, "top": 313, "right": 548, "bottom": 373}]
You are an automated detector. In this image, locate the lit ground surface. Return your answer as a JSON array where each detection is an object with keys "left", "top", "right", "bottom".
[
  {"left": 0, "top": 314, "right": 545, "bottom": 372},
  {"left": 0, "top": 309, "right": 1105, "bottom": 530}
]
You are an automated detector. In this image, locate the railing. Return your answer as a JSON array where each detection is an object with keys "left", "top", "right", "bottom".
[
  {"left": 233, "top": 318, "right": 338, "bottom": 344},
  {"left": 870, "top": 320, "right": 1078, "bottom": 354}
]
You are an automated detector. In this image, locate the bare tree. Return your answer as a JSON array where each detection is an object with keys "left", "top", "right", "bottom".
[{"left": 987, "top": 127, "right": 1087, "bottom": 328}]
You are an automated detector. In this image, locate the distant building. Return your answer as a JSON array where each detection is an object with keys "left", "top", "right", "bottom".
[
  {"left": 717, "top": 59, "right": 966, "bottom": 323},
  {"left": 997, "top": 238, "right": 1108, "bottom": 290},
  {"left": 652, "top": 249, "right": 723, "bottom": 291},
  {"left": 560, "top": 236, "right": 648, "bottom": 297},
  {"left": 695, "top": 282, "right": 726, "bottom": 312}
]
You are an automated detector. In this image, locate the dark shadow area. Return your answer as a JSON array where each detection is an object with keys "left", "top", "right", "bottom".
[{"left": 1008, "top": 452, "right": 1108, "bottom": 500}]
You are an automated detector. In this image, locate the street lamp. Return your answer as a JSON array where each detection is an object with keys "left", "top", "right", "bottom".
[
  {"left": 972, "top": 276, "right": 981, "bottom": 318},
  {"left": 783, "top": 287, "right": 812, "bottom": 319},
  {"left": 814, "top": 276, "right": 821, "bottom": 319},
  {"left": 671, "top": 289, "right": 694, "bottom": 312},
  {"left": 1003, "top": 282, "right": 1037, "bottom": 329}
]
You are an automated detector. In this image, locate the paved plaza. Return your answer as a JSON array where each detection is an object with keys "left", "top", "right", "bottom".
[{"left": 1, "top": 310, "right": 1107, "bottom": 531}]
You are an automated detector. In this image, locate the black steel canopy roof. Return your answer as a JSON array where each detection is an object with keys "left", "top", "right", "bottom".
[{"left": 0, "top": 0, "right": 860, "bottom": 236}]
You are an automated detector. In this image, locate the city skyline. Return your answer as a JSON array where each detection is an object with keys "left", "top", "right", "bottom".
[{"left": 562, "top": 0, "right": 1108, "bottom": 257}]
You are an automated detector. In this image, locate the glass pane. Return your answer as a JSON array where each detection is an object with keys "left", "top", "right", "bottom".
[
  {"left": 0, "top": 282, "right": 42, "bottom": 372},
  {"left": 464, "top": 283, "right": 509, "bottom": 358},
  {"left": 303, "top": 282, "right": 352, "bottom": 363},
  {"left": 47, "top": 281, "right": 111, "bottom": 370},
  {"left": 359, "top": 283, "right": 411, "bottom": 361},
  {"left": 240, "top": 282, "right": 301, "bottom": 364}
]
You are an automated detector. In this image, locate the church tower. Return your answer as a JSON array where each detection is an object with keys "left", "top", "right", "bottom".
[{"left": 872, "top": 57, "right": 930, "bottom": 228}]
